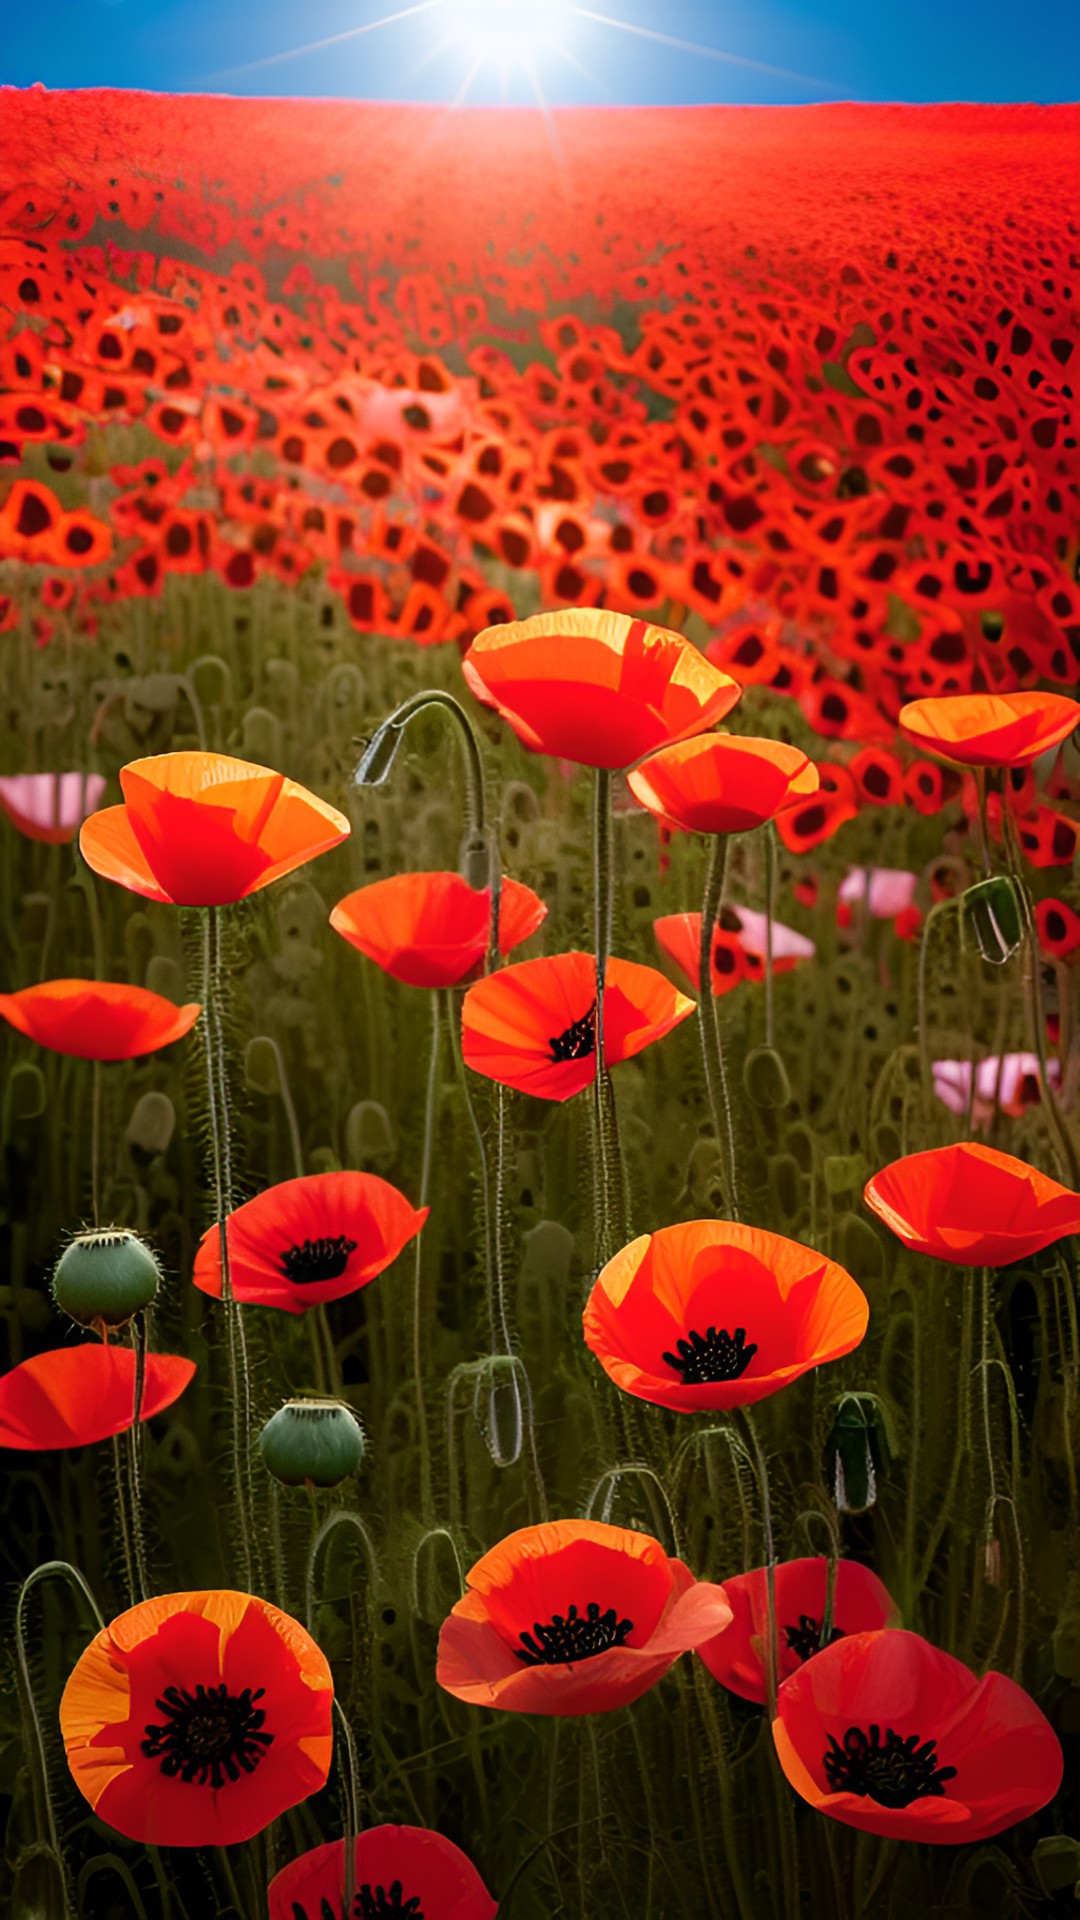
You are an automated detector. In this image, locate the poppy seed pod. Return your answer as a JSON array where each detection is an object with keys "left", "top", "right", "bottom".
[
  {"left": 962, "top": 875, "right": 1023, "bottom": 966},
  {"left": 52, "top": 1228, "right": 161, "bottom": 1329},
  {"left": 259, "top": 1398, "right": 365, "bottom": 1487}
]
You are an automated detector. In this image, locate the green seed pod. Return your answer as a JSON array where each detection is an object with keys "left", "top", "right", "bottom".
[
  {"left": 822, "top": 1392, "right": 892, "bottom": 1513},
  {"left": 52, "top": 1228, "right": 161, "bottom": 1329},
  {"left": 259, "top": 1398, "right": 365, "bottom": 1488},
  {"left": 742, "top": 1045, "right": 792, "bottom": 1110},
  {"left": 962, "top": 875, "right": 1022, "bottom": 965}
]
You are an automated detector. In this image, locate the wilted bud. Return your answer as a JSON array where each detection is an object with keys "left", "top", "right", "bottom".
[
  {"left": 963, "top": 875, "right": 1022, "bottom": 966},
  {"left": 259, "top": 1398, "right": 365, "bottom": 1488},
  {"left": 53, "top": 1228, "right": 161, "bottom": 1329},
  {"left": 823, "top": 1393, "right": 891, "bottom": 1513}
]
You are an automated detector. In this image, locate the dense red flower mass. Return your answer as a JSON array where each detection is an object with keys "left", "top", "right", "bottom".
[
  {"left": 583, "top": 1222, "right": 868, "bottom": 1412},
  {"left": 79, "top": 752, "right": 350, "bottom": 907},
  {"left": 462, "top": 611, "right": 740, "bottom": 769},
  {"left": 268, "top": 1828, "right": 498, "bottom": 1920},
  {"left": 773, "top": 1629, "right": 1062, "bottom": 1843},
  {"left": 436, "top": 1519, "right": 732, "bottom": 1717},
  {"left": 0, "top": 1345, "right": 195, "bottom": 1449},
  {"left": 898, "top": 692, "right": 1080, "bottom": 770},
  {"left": 329, "top": 871, "right": 547, "bottom": 988},
  {"left": 0, "top": 979, "right": 200, "bottom": 1060},
  {"left": 627, "top": 735, "right": 817, "bottom": 835},
  {"left": 864, "top": 1142, "right": 1080, "bottom": 1266},
  {"left": 60, "top": 1590, "right": 333, "bottom": 1846},
  {"left": 461, "top": 952, "right": 694, "bottom": 1100},
  {"left": 191, "top": 1171, "right": 427, "bottom": 1312},
  {"left": 697, "top": 1558, "right": 899, "bottom": 1706}
]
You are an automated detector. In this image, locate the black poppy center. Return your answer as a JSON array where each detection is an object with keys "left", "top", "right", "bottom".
[
  {"left": 548, "top": 1002, "right": 597, "bottom": 1063},
  {"left": 516, "top": 1601, "right": 634, "bottom": 1665},
  {"left": 357, "top": 1883, "right": 424, "bottom": 1919},
  {"left": 141, "top": 1682, "right": 273, "bottom": 1788},
  {"left": 823, "top": 1724, "right": 958, "bottom": 1808},
  {"left": 663, "top": 1325, "right": 758, "bottom": 1384},
  {"left": 783, "top": 1614, "right": 845, "bottom": 1663},
  {"left": 279, "top": 1234, "right": 359, "bottom": 1284}
]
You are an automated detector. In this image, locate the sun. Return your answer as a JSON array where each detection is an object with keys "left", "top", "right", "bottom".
[{"left": 440, "top": 0, "right": 575, "bottom": 74}]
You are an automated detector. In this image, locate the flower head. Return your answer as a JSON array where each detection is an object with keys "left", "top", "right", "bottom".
[
  {"left": 0, "top": 1345, "right": 194, "bottom": 1449},
  {"left": 583, "top": 1221, "right": 868, "bottom": 1412},
  {"left": 773, "top": 1629, "right": 1062, "bottom": 1843},
  {"left": 0, "top": 979, "right": 200, "bottom": 1060},
  {"left": 330, "top": 871, "right": 546, "bottom": 989},
  {"left": 192, "top": 1171, "right": 427, "bottom": 1313},
  {"left": 268, "top": 1828, "right": 498, "bottom": 1920},
  {"left": 698, "top": 1557, "right": 899, "bottom": 1705},
  {"left": 628, "top": 734, "right": 817, "bottom": 834},
  {"left": 898, "top": 691, "right": 1080, "bottom": 770},
  {"left": 462, "top": 610, "right": 740, "bottom": 769},
  {"left": 461, "top": 952, "right": 694, "bottom": 1101},
  {"left": 436, "top": 1519, "right": 731, "bottom": 1717},
  {"left": 61, "top": 1591, "right": 333, "bottom": 1846},
  {"left": 0, "top": 771, "right": 106, "bottom": 844},
  {"left": 864, "top": 1142, "right": 1080, "bottom": 1266},
  {"left": 79, "top": 752, "right": 350, "bottom": 907}
]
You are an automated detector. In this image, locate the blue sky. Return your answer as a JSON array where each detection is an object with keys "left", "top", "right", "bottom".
[{"left": 4, "top": 0, "right": 1077, "bottom": 104}]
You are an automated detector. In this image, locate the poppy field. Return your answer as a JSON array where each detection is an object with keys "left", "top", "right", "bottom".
[{"left": 1, "top": 88, "right": 1078, "bottom": 1920}]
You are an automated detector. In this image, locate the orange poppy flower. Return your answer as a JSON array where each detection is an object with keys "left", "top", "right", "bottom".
[
  {"left": 329, "top": 871, "right": 547, "bottom": 989},
  {"left": 582, "top": 1221, "right": 869, "bottom": 1412},
  {"left": 0, "top": 772, "right": 107, "bottom": 844},
  {"left": 0, "top": 979, "right": 200, "bottom": 1060},
  {"left": 268, "top": 1828, "right": 498, "bottom": 1920},
  {"left": 655, "top": 914, "right": 749, "bottom": 997},
  {"left": 0, "top": 1345, "right": 195, "bottom": 1449},
  {"left": 863, "top": 1142, "right": 1080, "bottom": 1267},
  {"left": 60, "top": 1590, "right": 333, "bottom": 1846},
  {"left": 192, "top": 1171, "right": 428, "bottom": 1313},
  {"left": 436, "top": 1518, "right": 732, "bottom": 1717},
  {"left": 460, "top": 952, "right": 695, "bottom": 1101},
  {"left": 461, "top": 610, "right": 740, "bottom": 769},
  {"left": 697, "top": 1557, "right": 899, "bottom": 1706},
  {"left": 898, "top": 691, "right": 1080, "bottom": 770},
  {"left": 79, "top": 752, "right": 350, "bottom": 908},
  {"left": 773, "top": 1629, "right": 1062, "bottom": 1844},
  {"left": 627, "top": 734, "right": 817, "bottom": 835}
]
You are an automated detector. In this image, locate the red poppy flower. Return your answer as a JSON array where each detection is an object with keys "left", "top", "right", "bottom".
[
  {"left": 775, "top": 766, "right": 858, "bottom": 854},
  {"left": 60, "top": 1590, "right": 333, "bottom": 1846},
  {"left": 460, "top": 952, "right": 695, "bottom": 1101},
  {"left": 436, "top": 1519, "right": 732, "bottom": 1717},
  {"left": 582, "top": 1221, "right": 868, "bottom": 1412},
  {"left": 268, "top": 1828, "right": 498, "bottom": 1920},
  {"left": 626, "top": 734, "right": 817, "bottom": 835},
  {"left": 654, "top": 914, "right": 749, "bottom": 997},
  {"left": 898, "top": 692, "right": 1080, "bottom": 770},
  {"left": 773, "top": 1629, "right": 1062, "bottom": 1843},
  {"left": 698, "top": 1558, "right": 899, "bottom": 1706},
  {"left": 864, "top": 1142, "right": 1080, "bottom": 1266},
  {"left": 461, "top": 610, "right": 740, "bottom": 769},
  {"left": 329, "top": 871, "right": 547, "bottom": 989},
  {"left": 191, "top": 1171, "right": 428, "bottom": 1313},
  {"left": 1036, "top": 897, "right": 1080, "bottom": 960},
  {"left": 0, "top": 772, "right": 106, "bottom": 844},
  {"left": 0, "top": 980, "right": 200, "bottom": 1061},
  {"left": 904, "top": 760, "right": 948, "bottom": 816},
  {"left": 79, "top": 752, "right": 350, "bottom": 907},
  {"left": 848, "top": 748, "right": 905, "bottom": 808},
  {"left": 0, "top": 1345, "right": 195, "bottom": 1450}
]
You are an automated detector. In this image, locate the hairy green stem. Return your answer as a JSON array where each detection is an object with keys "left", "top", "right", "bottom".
[
  {"left": 738, "top": 1408, "right": 779, "bottom": 1718},
  {"left": 699, "top": 837, "right": 740, "bottom": 1218},
  {"left": 413, "top": 992, "right": 442, "bottom": 1520},
  {"left": 592, "top": 767, "right": 626, "bottom": 1265},
  {"left": 15, "top": 1560, "right": 104, "bottom": 1902}
]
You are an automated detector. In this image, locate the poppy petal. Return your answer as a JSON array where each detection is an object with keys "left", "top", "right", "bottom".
[
  {"left": 0, "top": 979, "right": 200, "bottom": 1060},
  {"left": 0, "top": 1346, "right": 195, "bottom": 1449}
]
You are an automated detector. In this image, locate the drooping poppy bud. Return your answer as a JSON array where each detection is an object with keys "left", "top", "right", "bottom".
[
  {"left": 962, "top": 875, "right": 1023, "bottom": 965},
  {"left": 52, "top": 1228, "right": 161, "bottom": 1329},
  {"left": 258, "top": 1398, "right": 365, "bottom": 1487},
  {"left": 823, "top": 1393, "right": 892, "bottom": 1513}
]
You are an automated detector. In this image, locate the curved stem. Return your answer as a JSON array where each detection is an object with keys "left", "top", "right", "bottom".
[
  {"left": 15, "top": 1560, "right": 104, "bottom": 1898},
  {"left": 699, "top": 836, "right": 740, "bottom": 1219},
  {"left": 305, "top": 1508, "right": 378, "bottom": 1635},
  {"left": 355, "top": 689, "right": 486, "bottom": 835},
  {"left": 413, "top": 993, "right": 442, "bottom": 1520}
]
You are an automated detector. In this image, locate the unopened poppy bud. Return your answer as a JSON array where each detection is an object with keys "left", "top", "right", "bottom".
[
  {"left": 823, "top": 1393, "right": 891, "bottom": 1513},
  {"left": 52, "top": 1228, "right": 161, "bottom": 1329},
  {"left": 743, "top": 1045, "right": 792, "bottom": 1110},
  {"left": 473, "top": 1355, "right": 524, "bottom": 1467},
  {"left": 353, "top": 719, "right": 404, "bottom": 788},
  {"left": 259, "top": 1398, "right": 365, "bottom": 1487},
  {"left": 458, "top": 826, "right": 496, "bottom": 894},
  {"left": 963, "top": 875, "right": 1022, "bottom": 966}
]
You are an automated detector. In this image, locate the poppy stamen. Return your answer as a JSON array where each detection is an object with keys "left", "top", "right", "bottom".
[
  {"left": 783, "top": 1614, "right": 844, "bottom": 1662},
  {"left": 515, "top": 1600, "right": 634, "bottom": 1665},
  {"left": 823, "top": 1724, "right": 958, "bottom": 1808},
  {"left": 662, "top": 1325, "right": 758, "bottom": 1384},
  {"left": 279, "top": 1235, "right": 359, "bottom": 1284},
  {"left": 357, "top": 1882, "right": 424, "bottom": 1919},
  {"left": 548, "top": 1002, "right": 597, "bottom": 1063},
  {"left": 141, "top": 1682, "right": 274, "bottom": 1787}
]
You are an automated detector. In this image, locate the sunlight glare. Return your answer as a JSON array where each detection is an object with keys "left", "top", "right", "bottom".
[{"left": 442, "top": 0, "right": 574, "bottom": 72}]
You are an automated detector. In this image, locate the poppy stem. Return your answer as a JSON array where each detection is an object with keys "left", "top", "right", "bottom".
[
  {"left": 89, "top": 1058, "right": 102, "bottom": 1228},
  {"left": 979, "top": 1267, "right": 1000, "bottom": 1557},
  {"left": 355, "top": 689, "right": 486, "bottom": 835},
  {"left": 15, "top": 1559, "right": 103, "bottom": 1901},
  {"left": 124, "top": 1310, "right": 150, "bottom": 1603},
  {"left": 333, "top": 1699, "right": 362, "bottom": 1912},
  {"left": 973, "top": 766, "right": 993, "bottom": 877},
  {"left": 414, "top": 992, "right": 442, "bottom": 1521},
  {"left": 763, "top": 825, "right": 776, "bottom": 1051},
  {"left": 109, "top": 1432, "right": 137, "bottom": 1604},
  {"left": 699, "top": 836, "right": 741, "bottom": 1220},
  {"left": 738, "top": 1408, "right": 779, "bottom": 1720},
  {"left": 200, "top": 906, "right": 255, "bottom": 1591},
  {"left": 592, "top": 767, "right": 626, "bottom": 1266}
]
